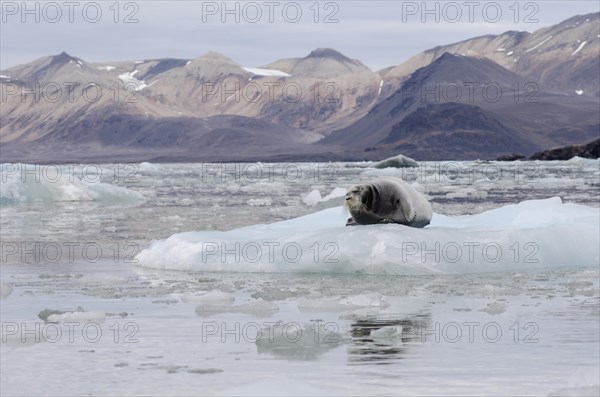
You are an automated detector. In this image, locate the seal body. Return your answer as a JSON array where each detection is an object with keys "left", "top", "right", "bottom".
[{"left": 345, "top": 177, "right": 432, "bottom": 228}]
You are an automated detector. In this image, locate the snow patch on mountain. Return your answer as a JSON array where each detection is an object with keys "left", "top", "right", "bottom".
[
  {"left": 526, "top": 35, "right": 553, "bottom": 52},
  {"left": 242, "top": 67, "right": 291, "bottom": 77},
  {"left": 118, "top": 70, "right": 148, "bottom": 91},
  {"left": 571, "top": 41, "right": 587, "bottom": 56}
]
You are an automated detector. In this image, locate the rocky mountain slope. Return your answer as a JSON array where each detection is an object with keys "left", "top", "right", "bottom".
[
  {"left": 529, "top": 138, "right": 600, "bottom": 160},
  {"left": 381, "top": 13, "right": 600, "bottom": 97},
  {"left": 1, "top": 13, "right": 598, "bottom": 162}
]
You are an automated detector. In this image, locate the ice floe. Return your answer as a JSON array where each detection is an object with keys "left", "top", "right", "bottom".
[
  {"left": 136, "top": 197, "right": 600, "bottom": 274},
  {"left": 1, "top": 164, "right": 145, "bottom": 203}
]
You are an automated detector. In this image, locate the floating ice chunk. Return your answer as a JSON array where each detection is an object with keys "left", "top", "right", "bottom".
[
  {"left": 478, "top": 302, "right": 507, "bottom": 315},
  {"left": 138, "top": 162, "right": 160, "bottom": 171},
  {"left": 299, "top": 292, "right": 388, "bottom": 312},
  {"left": 374, "top": 154, "right": 418, "bottom": 169},
  {"left": 247, "top": 198, "right": 272, "bottom": 206},
  {"left": 136, "top": 197, "right": 600, "bottom": 274},
  {"left": 575, "top": 89, "right": 584, "bottom": 95},
  {"left": 242, "top": 67, "right": 290, "bottom": 77},
  {"left": 0, "top": 74, "right": 10, "bottom": 79},
  {"left": 255, "top": 321, "right": 343, "bottom": 359},
  {"left": 303, "top": 189, "right": 322, "bottom": 206},
  {"left": 39, "top": 307, "right": 106, "bottom": 324},
  {"left": 47, "top": 311, "right": 106, "bottom": 324},
  {"left": 298, "top": 297, "right": 352, "bottom": 312},
  {"left": 1, "top": 164, "right": 145, "bottom": 204},
  {"left": 0, "top": 283, "right": 13, "bottom": 299},
  {"left": 97, "top": 65, "right": 115, "bottom": 71},
  {"left": 302, "top": 187, "right": 346, "bottom": 206},
  {"left": 339, "top": 292, "right": 389, "bottom": 308},
  {"left": 186, "top": 290, "right": 277, "bottom": 317},
  {"left": 507, "top": 51, "right": 514, "bottom": 56},
  {"left": 183, "top": 290, "right": 235, "bottom": 305},
  {"left": 567, "top": 156, "right": 599, "bottom": 165},
  {"left": 78, "top": 274, "right": 124, "bottom": 284},
  {"left": 195, "top": 299, "right": 278, "bottom": 317}
]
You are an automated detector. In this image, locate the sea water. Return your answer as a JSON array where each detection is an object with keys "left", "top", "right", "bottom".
[{"left": 1, "top": 160, "right": 599, "bottom": 396}]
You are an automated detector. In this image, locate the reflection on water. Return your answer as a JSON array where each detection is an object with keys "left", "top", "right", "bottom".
[{"left": 348, "top": 314, "right": 431, "bottom": 365}]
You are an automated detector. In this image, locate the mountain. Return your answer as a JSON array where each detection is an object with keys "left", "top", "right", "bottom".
[
  {"left": 381, "top": 13, "right": 600, "bottom": 97},
  {"left": 140, "top": 49, "right": 383, "bottom": 133},
  {"left": 265, "top": 48, "right": 372, "bottom": 78},
  {"left": 2, "top": 49, "right": 378, "bottom": 161},
  {"left": 1, "top": 13, "right": 598, "bottom": 162},
  {"left": 373, "top": 102, "right": 535, "bottom": 160},
  {"left": 324, "top": 52, "right": 599, "bottom": 159}
]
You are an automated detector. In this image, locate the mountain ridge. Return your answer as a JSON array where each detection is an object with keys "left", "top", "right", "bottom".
[{"left": 1, "top": 12, "right": 598, "bottom": 162}]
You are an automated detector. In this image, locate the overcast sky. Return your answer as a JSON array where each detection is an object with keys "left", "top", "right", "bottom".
[{"left": 1, "top": 1, "right": 598, "bottom": 70}]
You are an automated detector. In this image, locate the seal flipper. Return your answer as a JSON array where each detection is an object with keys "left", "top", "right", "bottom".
[{"left": 346, "top": 217, "right": 359, "bottom": 226}]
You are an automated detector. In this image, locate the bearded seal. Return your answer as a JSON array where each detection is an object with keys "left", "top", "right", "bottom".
[{"left": 344, "top": 177, "right": 432, "bottom": 227}]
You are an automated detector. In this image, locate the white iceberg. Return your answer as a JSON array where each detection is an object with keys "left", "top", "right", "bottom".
[
  {"left": 136, "top": 197, "right": 599, "bottom": 275},
  {"left": 1, "top": 164, "right": 145, "bottom": 204},
  {"left": 302, "top": 187, "right": 346, "bottom": 206},
  {"left": 38, "top": 307, "right": 106, "bottom": 324},
  {"left": 373, "top": 154, "right": 419, "bottom": 169}
]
